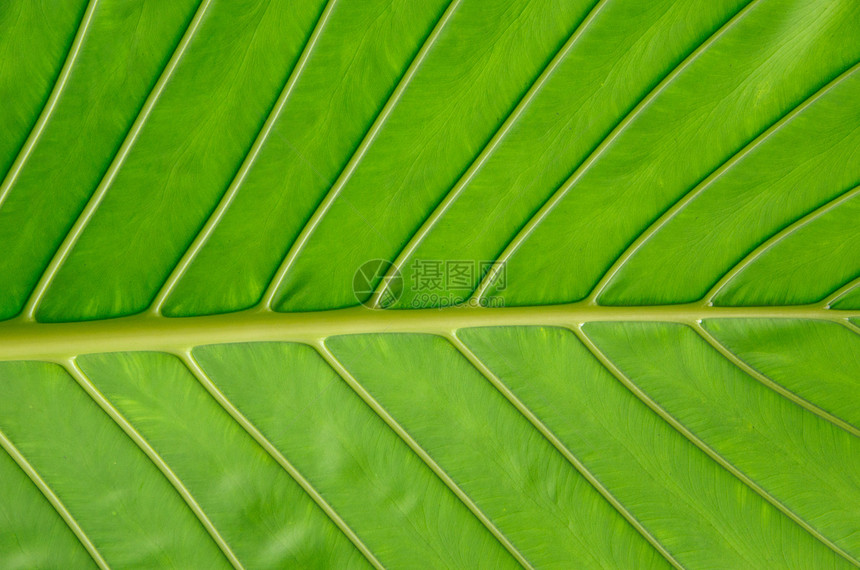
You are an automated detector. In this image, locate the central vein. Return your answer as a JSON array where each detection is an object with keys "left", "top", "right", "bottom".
[{"left": 0, "top": 302, "right": 855, "bottom": 362}]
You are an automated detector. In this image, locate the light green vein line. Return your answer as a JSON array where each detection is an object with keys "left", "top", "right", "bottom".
[
  {"left": 445, "top": 331, "right": 684, "bottom": 570},
  {"left": 0, "top": 303, "right": 858, "bottom": 362},
  {"left": 259, "top": 0, "right": 463, "bottom": 310},
  {"left": 150, "top": 0, "right": 339, "bottom": 315},
  {"left": 0, "top": 427, "right": 110, "bottom": 570},
  {"left": 314, "top": 339, "right": 533, "bottom": 570},
  {"left": 589, "top": 63, "right": 860, "bottom": 304},
  {"left": 0, "top": 0, "right": 99, "bottom": 212},
  {"left": 705, "top": 182, "right": 860, "bottom": 305},
  {"left": 841, "top": 318, "right": 860, "bottom": 336},
  {"left": 823, "top": 277, "right": 860, "bottom": 309},
  {"left": 61, "top": 357, "right": 245, "bottom": 570},
  {"left": 366, "top": 0, "right": 610, "bottom": 308},
  {"left": 19, "top": 0, "right": 214, "bottom": 321},
  {"left": 570, "top": 324, "right": 860, "bottom": 568},
  {"left": 691, "top": 321, "right": 860, "bottom": 438},
  {"left": 176, "top": 350, "right": 385, "bottom": 570},
  {"left": 471, "top": 0, "right": 760, "bottom": 302}
]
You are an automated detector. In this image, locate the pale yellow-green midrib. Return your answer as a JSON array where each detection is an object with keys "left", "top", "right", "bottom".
[{"left": 0, "top": 302, "right": 857, "bottom": 361}]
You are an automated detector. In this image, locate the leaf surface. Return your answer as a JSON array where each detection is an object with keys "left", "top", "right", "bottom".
[{"left": 0, "top": 0, "right": 858, "bottom": 568}]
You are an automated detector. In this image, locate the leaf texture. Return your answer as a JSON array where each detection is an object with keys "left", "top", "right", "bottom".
[{"left": 0, "top": 0, "right": 858, "bottom": 568}]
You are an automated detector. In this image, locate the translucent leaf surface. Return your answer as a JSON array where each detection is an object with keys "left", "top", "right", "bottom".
[{"left": 0, "top": 0, "right": 858, "bottom": 567}]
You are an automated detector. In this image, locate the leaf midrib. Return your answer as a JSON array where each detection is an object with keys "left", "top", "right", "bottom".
[{"left": 0, "top": 302, "right": 856, "bottom": 362}]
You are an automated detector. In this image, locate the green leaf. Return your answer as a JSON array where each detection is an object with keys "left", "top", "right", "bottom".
[{"left": 0, "top": 0, "right": 858, "bottom": 568}]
